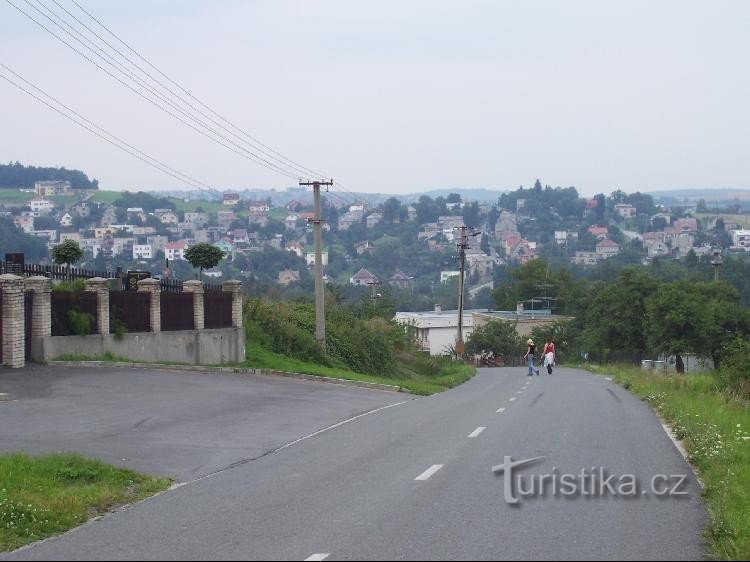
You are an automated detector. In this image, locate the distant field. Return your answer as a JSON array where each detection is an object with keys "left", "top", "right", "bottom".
[
  {"left": 696, "top": 213, "right": 750, "bottom": 228},
  {"left": 0, "top": 189, "right": 33, "bottom": 204}
]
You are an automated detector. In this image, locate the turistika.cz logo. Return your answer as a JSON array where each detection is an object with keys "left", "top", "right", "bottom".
[{"left": 491, "top": 456, "right": 690, "bottom": 505}]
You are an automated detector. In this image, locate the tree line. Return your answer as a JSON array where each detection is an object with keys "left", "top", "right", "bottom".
[{"left": 0, "top": 162, "right": 98, "bottom": 189}]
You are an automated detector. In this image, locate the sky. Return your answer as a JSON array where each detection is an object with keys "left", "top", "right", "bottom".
[{"left": 1, "top": 0, "right": 749, "bottom": 197}]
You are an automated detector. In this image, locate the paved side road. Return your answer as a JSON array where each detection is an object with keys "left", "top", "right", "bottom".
[
  {"left": 0, "top": 365, "right": 406, "bottom": 481},
  {"left": 1, "top": 367, "right": 706, "bottom": 561}
]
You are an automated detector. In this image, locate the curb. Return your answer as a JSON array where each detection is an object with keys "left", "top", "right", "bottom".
[{"left": 49, "top": 361, "right": 405, "bottom": 394}]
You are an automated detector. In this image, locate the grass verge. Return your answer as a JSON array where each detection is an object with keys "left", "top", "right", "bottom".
[
  {"left": 0, "top": 453, "right": 169, "bottom": 552},
  {"left": 587, "top": 364, "right": 750, "bottom": 561},
  {"left": 244, "top": 338, "right": 475, "bottom": 396}
]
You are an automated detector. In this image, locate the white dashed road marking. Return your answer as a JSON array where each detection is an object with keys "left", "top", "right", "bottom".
[
  {"left": 415, "top": 465, "right": 444, "bottom": 481},
  {"left": 305, "top": 554, "right": 330, "bottom": 561},
  {"left": 468, "top": 427, "right": 486, "bottom": 438},
  {"left": 496, "top": 407, "right": 506, "bottom": 413}
]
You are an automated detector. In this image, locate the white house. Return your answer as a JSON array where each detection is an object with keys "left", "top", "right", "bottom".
[
  {"left": 305, "top": 252, "right": 329, "bottom": 267},
  {"left": 394, "top": 307, "right": 477, "bottom": 356},
  {"left": 732, "top": 230, "right": 750, "bottom": 250},
  {"left": 441, "top": 271, "right": 461, "bottom": 283},
  {"left": 29, "top": 199, "right": 54, "bottom": 213},
  {"left": 165, "top": 241, "right": 188, "bottom": 261},
  {"left": 133, "top": 244, "right": 153, "bottom": 260}
]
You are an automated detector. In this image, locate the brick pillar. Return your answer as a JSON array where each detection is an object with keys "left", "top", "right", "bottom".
[
  {"left": 85, "top": 277, "right": 110, "bottom": 336},
  {"left": 137, "top": 278, "right": 161, "bottom": 333},
  {"left": 183, "top": 280, "right": 204, "bottom": 330},
  {"left": 0, "top": 274, "right": 25, "bottom": 369},
  {"left": 24, "top": 277, "right": 51, "bottom": 362},
  {"left": 222, "top": 280, "right": 244, "bottom": 328}
]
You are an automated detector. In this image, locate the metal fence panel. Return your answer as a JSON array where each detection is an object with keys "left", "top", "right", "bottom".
[
  {"left": 204, "top": 292, "right": 233, "bottom": 329},
  {"left": 160, "top": 292, "right": 194, "bottom": 331},
  {"left": 110, "top": 291, "right": 151, "bottom": 333},
  {"left": 51, "top": 291, "right": 99, "bottom": 337}
]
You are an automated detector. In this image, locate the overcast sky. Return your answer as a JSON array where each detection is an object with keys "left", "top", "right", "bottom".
[{"left": 1, "top": 0, "right": 749, "bottom": 196}]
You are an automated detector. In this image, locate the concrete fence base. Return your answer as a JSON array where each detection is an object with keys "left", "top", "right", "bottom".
[{"left": 36, "top": 327, "right": 245, "bottom": 366}]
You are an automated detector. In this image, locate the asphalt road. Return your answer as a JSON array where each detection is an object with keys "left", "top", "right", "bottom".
[
  {"left": 1, "top": 367, "right": 706, "bottom": 561},
  {"left": 0, "top": 365, "right": 404, "bottom": 481}
]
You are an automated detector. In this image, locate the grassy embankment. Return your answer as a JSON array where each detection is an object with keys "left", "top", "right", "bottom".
[
  {"left": 0, "top": 453, "right": 169, "bottom": 552},
  {"left": 589, "top": 364, "right": 750, "bottom": 561},
  {"left": 243, "top": 299, "right": 475, "bottom": 396}
]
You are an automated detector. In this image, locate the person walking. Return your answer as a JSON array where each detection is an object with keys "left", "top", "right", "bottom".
[
  {"left": 524, "top": 339, "right": 539, "bottom": 377},
  {"left": 543, "top": 338, "right": 556, "bottom": 375}
]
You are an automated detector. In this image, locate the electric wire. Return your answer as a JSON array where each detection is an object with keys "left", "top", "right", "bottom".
[{"left": 0, "top": 64, "right": 211, "bottom": 189}]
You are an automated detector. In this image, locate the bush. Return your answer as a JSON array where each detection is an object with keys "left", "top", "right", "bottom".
[
  {"left": 717, "top": 338, "right": 750, "bottom": 397},
  {"left": 51, "top": 280, "right": 86, "bottom": 293},
  {"left": 67, "top": 310, "right": 94, "bottom": 336}
]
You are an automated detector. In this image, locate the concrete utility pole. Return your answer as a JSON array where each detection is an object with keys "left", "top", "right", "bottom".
[
  {"left": 300, "top": 179, "right": 333, "bottom": 350},
  {"left": 711, "top": 248, "right": 723, "bottom": 282},
  {"left": 454, "top": 226, "right": 481, "bottom": 356}
]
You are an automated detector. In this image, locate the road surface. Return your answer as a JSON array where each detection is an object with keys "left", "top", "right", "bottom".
[{"left": 1, "top": 367, "right": 706, "bottom": 561}]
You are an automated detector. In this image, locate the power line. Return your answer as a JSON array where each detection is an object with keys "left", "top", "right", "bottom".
[
  {"left": 5, "top": 0, "right": 304, "bottom": 181},
  {"left": 0, "top": 63, "right": 211, "bottom": 189},
  {"left": 68, "top": 0, "right": 331, "bottom": 181},
  {"left": 42, "top": 0, "right": 325, "bottom": 181}
]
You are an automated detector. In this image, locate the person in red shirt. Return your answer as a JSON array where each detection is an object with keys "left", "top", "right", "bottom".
[{"left": 543, "top": 338, "right": 556, "bottom": 375}]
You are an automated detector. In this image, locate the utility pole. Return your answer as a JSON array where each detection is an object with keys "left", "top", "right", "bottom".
[
  {"left": 711, "top": 248, "right": 723, "bottom": 281},
  {"left": 300, "top": 179, "right": 333, "bottom": 350},
  {"left": 368, "top": 280, "right": 382, "bottom": 301},
  {"left": 454, "top": 226, "right": 481, "bottom": 357}
]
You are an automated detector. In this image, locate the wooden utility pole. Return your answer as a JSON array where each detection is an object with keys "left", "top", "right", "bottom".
[{"left": 300, "top": 179, "right": 333, "bottom": 350}]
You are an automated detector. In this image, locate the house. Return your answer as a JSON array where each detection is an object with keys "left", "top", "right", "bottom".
[
  {"left": 732, "top": 230, "right": 750, "bottom": 250},
  {"left": 59, "top": 232, "right": 81, "bottom": 243},
  {"left": 59, "top": 213, "right": 73, "bottom": 227},
  {"left": 231, "top": 229, "right": 251, "bottom": 244},
  {"left": 29, "top": 199, "right": 54, "bottom": 213},
  {"left": 286, "top": 200, "right": 306, "bottom": 213},
  {"left": 511, "top": 240, "right": 537, "bottom": 264},
  {"left": 595, "top": 238, "right": 621, "bottom": 258},
  {"left": 646, "top": 240, "right": 671, "bottom": 258},
  {"left": 34, "top": 180, "right": 71, "bottom": 197},
  {"left": 133, "top": 244, "right": 153, "bottom": 260},
  {"left": 165, "top": 241, "right": 188, "bottom": 261},
  {"left": 217, "top": 211, "right": 237, "bottom": 229},
  {"left": 389, "top": 270, "right": 411, "bottom": 290},
  {"left": 615, "top": 204, "right": 637, "bottom": 219},
  {"left": 672, "top": 218, "right": 698, "bottom": 233},
  {"left": 407, "top": 206, "right": 417, "bottom": 222},
  {"left": 441, "top": 271, "right": 461, "bottom": 284},
  {"left": 14, "top": 215, "right": 34, "bottom": 233},
  {"left": 248, "top": 201, "right": 270, "bottom": 214},
  {"left": 223, "top": 192, "right": 240, "bottom": 206},
  {"left": 651, "top": 213, "right": 672, "bottom": 226},
  {"left": 70, "top": 201, "right": 90, "bottom": 218},
  {"left": 588, "top": 226, "right": 609, "bottom": 238},
  {"left": 338, "top": 212, "right": 363, "bottom": 231},
  {"left": 213, "top": 239, "right": 235, "bottom": 258},
  {"left": 278, "top": 269, "right": 301, "bottom": 286},
  {"left": 572, "top": 251, "right": 600, "bottom": 266},
  {"left": 184, "top": 212, "right": 209, "bottom": 226},
  {"left": 393, "top": 306, "right": 478, "bottom": 356},
  {"left": 158, "top": 211, "right": 179, "bottom": 225},
  {"left": 286, "top": 241, "right": 304, "bottom": 258},
  {"left": 418, "top": 223, "right": 440, "bottom": 240},
  {"left": 437, "top": 215, "right": 465, "bottom": 231},
  {"left": 285, "top": 215, "right": 300, "bottom": 230},
  {"left": 350, "top": 268, "right": 378, "bottom": 286},
  {"left": 306, "top": 252, "right": 329, "bottom": 267},
  {"left": 355, "top": 241, "right": 374, "bottom": 255},
  {"left": 32, "top": 230, "right": 58, "bottom": 242}
]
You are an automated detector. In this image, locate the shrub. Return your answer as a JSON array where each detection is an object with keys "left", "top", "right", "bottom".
[{"left": 67, "top": 309, "right": 94, "bottom": 336}]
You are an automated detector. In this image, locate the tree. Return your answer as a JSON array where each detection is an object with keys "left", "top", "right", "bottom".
[
  {"left": 184, "top": 243, "right": 226, "bottom": 280},
  {"left": 465, "top": 319, "right": 521, "bottom": 357},
  {"left": 51, "top": 239, "right": 84, "bottom": 278}
]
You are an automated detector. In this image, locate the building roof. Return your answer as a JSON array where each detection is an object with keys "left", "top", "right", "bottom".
[{"left": 351, "top": 268, "right": 378, "bottom": 282}]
